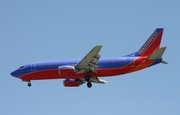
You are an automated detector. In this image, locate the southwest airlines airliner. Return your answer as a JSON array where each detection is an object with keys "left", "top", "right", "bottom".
[{"left": 11, "top": 28, "right": 167, "bottom": 88}]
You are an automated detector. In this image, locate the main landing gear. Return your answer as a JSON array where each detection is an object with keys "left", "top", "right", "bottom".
[
  {"left": 85, "top": 73, "right": 92, "bottom": 88},
  {"left": 87, "top": 82, "right": 92, "bottom": 88}
]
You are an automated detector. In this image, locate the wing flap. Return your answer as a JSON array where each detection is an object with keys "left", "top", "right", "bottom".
[
  {"left": 79, "top": 77, "right": 108, "bottom": 84},
  {"left": 90, "top": 78, "right": 108, "bottom": 84}
]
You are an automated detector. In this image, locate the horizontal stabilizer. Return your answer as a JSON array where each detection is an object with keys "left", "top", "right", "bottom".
[
  {"left": 161, "top": 60, "right": 168, "bottom": 64},
  {"left": 147, "top": 47, "right": 167, "bottom": 60}
]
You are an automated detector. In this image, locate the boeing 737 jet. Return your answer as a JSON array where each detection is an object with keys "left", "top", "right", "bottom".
[{"left": 11, "top": 28, "right": 167, "bottom": 88}]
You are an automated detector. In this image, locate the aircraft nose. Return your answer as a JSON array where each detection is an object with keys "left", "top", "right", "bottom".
[{"left": 10, "top": 70, "right": 19, "bottom": 78}]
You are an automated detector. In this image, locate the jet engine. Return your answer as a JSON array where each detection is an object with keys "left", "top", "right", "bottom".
[
  {"left": 63, "top": 79, "right": 84, "bottom": 87},
  {"left": 58, "top": 65, "right": 75, "bottom": 75}
]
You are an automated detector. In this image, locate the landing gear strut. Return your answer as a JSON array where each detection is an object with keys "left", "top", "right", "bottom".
[
  {"left": 27, "top": 82, "right": 31, "bottom": 87},
  {"left": 84, "top": 73, "right": 90, "bottom": 81},
  {"left": 84, "top": 73, "right": 92, "bottom": 88}
]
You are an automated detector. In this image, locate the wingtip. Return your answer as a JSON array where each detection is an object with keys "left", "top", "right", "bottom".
[
  {"left": 94, "top": 45, "right": 103, "bottom": 49},
  {"left": 96, "top": 45, "right": 103, "bottom": 47}
]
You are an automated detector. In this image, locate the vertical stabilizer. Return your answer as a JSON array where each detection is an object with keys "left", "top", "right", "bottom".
[{"left": 137, "top": 28, "right": 164, "bottom": 56}]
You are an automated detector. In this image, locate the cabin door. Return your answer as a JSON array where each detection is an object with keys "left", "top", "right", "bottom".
[
  {"left": 131, "top": 59, "right": 135, "bottom": 67},
  {"left": 31, "top": 63, "right": 36, "bottom": 71}
]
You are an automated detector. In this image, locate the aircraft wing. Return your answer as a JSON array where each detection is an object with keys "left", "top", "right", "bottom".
[
  {"left": 89, "top": 77, "right": 108, "bottom": 84},
  {"left": 75, "top": 45, "right": 102, "bottom": 73},
  {"left": 79, "top": 77, "right": 108, "bottom": 84}
]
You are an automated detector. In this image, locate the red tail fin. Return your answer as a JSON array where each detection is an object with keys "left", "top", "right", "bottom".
[{"left": 137, "top": 28, "right": 164, "bottom": 56}]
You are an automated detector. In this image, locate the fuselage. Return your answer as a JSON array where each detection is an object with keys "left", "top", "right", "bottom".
[
  {"left": 11, "top": 55, "right": 162, "bottom": 82},
  {"left": 10, "top": 28, "right": 166, "bottom": 88}
]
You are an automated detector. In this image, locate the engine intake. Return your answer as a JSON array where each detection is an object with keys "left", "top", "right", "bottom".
[{"left": 58, "top": 65, "right": 75, "bottom": 75}]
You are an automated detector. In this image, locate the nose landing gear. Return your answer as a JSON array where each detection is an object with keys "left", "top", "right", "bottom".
[{"left": 27, "top": 82, "right": 31, "bottom": 87}]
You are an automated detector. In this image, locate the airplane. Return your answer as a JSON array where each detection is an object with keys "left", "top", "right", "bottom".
[{"left": 11, "top": 28, "right": 167, "bottom": 88}]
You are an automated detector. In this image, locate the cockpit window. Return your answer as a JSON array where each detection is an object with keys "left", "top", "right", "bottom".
[{"left": 19, "top": 66, "right": 24, "bottom": 69}]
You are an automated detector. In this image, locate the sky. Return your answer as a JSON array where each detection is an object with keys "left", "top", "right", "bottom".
[{"left": 0, "top": 0, "right": 180, "bottom": 115}]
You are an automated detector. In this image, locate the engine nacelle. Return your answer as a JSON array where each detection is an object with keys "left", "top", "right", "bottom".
[
  {"left": 58, "top": 65, "right": 75, "bottom": 75},
  {"left": 63, "top": 79, "right": 83, "bottom": 87}
]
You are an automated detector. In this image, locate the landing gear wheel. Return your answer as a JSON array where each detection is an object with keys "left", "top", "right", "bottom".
[
  {"left": 87, "top": 82, "right": 92, "bottom": 88},
  {"left": 27, "top": 82, "right": 31, "bottom": 87}
]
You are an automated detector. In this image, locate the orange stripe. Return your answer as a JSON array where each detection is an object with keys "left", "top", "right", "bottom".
[
  {"left": 130, "top": 60, "right": 154, "bottom": 72},
  {"left": 130, "top": 43, "right": 160, "bottom": 72}
]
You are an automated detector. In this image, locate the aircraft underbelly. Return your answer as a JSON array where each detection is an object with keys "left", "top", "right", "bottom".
[{"left": 20, "top": 66, "right": 135, "bottom": 81}]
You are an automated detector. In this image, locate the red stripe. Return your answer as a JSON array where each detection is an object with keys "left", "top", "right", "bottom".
[{"left": 20, "top": 57, "right": 153, "bottom": 81}]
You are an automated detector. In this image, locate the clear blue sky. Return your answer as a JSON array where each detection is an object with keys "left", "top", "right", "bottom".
[{"left": 1, "top": 0, "right": 180, "bottom": 115}]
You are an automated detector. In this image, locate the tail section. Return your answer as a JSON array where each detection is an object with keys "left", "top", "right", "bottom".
[
  {"left": 147, "top": 47, "right": 166, "bottom": 60},
  {"left": 147, "top": 47, "right": 168, "bottom": 64},
  {"left": 137, "top": 28, "right": 164, "bottom": 56}
]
